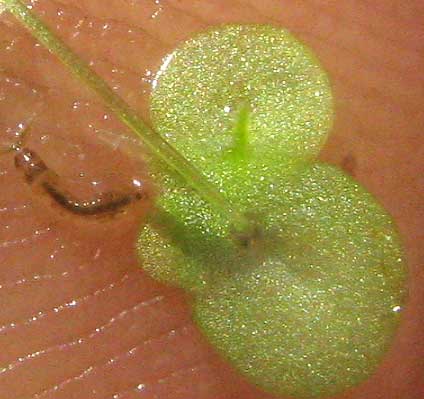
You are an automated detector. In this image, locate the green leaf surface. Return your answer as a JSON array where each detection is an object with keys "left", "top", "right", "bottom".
[
  {"left": 138, "top": 161, "right": 407, "bottom": 397},
  {"left": 137, "top": 24, "right": 407, "bottom": 398},
  {"left": 151, "top": 24, "right": 333, "bottom": 170}
]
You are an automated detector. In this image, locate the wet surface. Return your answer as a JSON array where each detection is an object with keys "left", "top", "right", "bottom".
[{"left": 0, "top": 1, "right": 423, "bottom": 398}]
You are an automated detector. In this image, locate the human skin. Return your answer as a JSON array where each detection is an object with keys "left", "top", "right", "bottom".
[{"left": 0, "top": 1, "right": 423, "bottom": 398}]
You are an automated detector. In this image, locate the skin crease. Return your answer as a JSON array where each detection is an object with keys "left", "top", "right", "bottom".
[{"left": 0, "top": 0, "right": 423, "bottom": 398}]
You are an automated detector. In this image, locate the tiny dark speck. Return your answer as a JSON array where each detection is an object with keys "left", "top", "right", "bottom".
[{"left": 341, "top": 153, "right": 357, "bottom": 176}]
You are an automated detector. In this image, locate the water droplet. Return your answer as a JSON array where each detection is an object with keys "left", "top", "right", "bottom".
[
  {"left": 133, "top": 178, "right": 143, "bottom": 187},
  {"left": 392, "top": 305, "right": 402, "bottom": 313}
]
